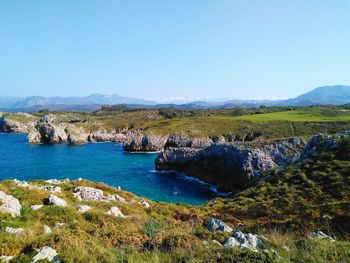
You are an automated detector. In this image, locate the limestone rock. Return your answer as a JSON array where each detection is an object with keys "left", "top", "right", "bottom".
[
  {"left": 140, "top": 200, "right": 150, "bottom": 208},
  {"left": 106, "top": 207, "right": 125, "bottom": 218},
  {"left": 0, "top": 255, "right": 14, "bottom": 263},
  {"left": 31, "top": 246, "right": 58, "bottom": 263},
  {"left": 0, "top": 191, "right": 21, "bottom": 217},
  {"left": 73, "top": 186, "right": 104, "bottom": 201},
  {"left": 76, "top": 205, "right": 91, "bottom": 214},
  {"left": 30, "top": 205, "right": 43, "bottom": 211},
  {"left": 309, "top": 231, "right": 335, "bottom": 241},
  {"left": 5, "top": 227, "right": 24, "bottom": 234},
  {"left": 27, "top": 130, "right": 41, "bottom": 144},
  {"left": 43, "top": 225, "right": 52, "bottom": 234},
  {"left": 206, "top": 218, "right": 233, "bottom": 232},
  {"left": 224, "top": 231, "right": 263, "bottom": 251},
  {"left": 123, "top": 133, "right": 168, "bottom": 152},
  {"left": 45, "top": 195, "right": 67, "bottom": 207}
]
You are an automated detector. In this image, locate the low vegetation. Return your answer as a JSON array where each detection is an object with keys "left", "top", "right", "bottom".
[{"left": 1, "top": 137, "right": 350, "bottom": 262}]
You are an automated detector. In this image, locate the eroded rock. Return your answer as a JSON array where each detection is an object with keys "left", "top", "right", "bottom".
[
  {"left": 0, "top": 191, "right": 21, "bottom": 217},
  {"left": 31, "top": 246, "right": 58, "bottom": 263},
  {"left": 106, "top": 207, "right": 125, "bottom": 218},
  {"left": 45, "top": 195, "right": 67, "bottom": 207},
  {"left": 206, "top": 218, "right": 233, "bottom": 232}
]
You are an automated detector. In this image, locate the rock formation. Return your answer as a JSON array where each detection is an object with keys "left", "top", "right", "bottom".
[
  {"left": 123, "top": 133, "right": 169, "bottom": 152},
  {"left": 0, "top": 191, "right": 22, "bottom": 217},
  {"left": 156, "top": 138, "right": 303, "bottom": 191}
]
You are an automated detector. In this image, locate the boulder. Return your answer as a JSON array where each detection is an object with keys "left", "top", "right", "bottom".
[
  {"left": 0, "top": 256, "right": 14, "bottom": 263},
  {"left": 106, "top": 207, "right": 125, "bottom": 218},
  {"left": 0, "top": 191, "right": 21, "bottom": 217},
  {"left": 140, "top": 200, "right": 150, "bottom": 208},
  {"left": 45, "top": 195, "right": 67, "bottom": 207},
  {"left": 31, "top": 246, "right": 58, "bottom": 263},
  {"left": 30, "top": 205, "right": 43, "bottom": 211},
  {"left": 76, "top": 205, "right": 92, "bottom": 214},
  {"left": 206, "top": 218, "right": 233, "bottom": 232},
  {"left": 43, "top": 225, "right": 52, "bottom": 234},
  {"left": 309, "top": 231, "right": 335, "bottom": 241},
  {"left": 5, "top": 227, "right": 24, "bottom": 234},
  {"left": 73, "top": 186, "right": 126, "bottom": 203},
  {"left": 224, "top": 231, "right": 263, "bottom": 251},
  {"left": 123, "top": 133, "right": 168, "bottom": 152},
  {"left": 73, "top": 186, "right": 104, "bottom": 201}
]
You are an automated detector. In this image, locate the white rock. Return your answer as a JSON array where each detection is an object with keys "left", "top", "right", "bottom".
[
  {"left": 43, "top": 225, "right": 52, "bottom": 234},
  {"left": 5, "top": 227, "right": 24, "bottom": 234},
  {"left": 76, "top": 205, "right": 91, "bottom": 214},
  {"left": 30, "top": 205, "right": 44, "bottom": 211},
  {"left": 46, "top": 195, "right": 67, "bottom": 207},
  {"left": 106, "top": 207, "right": 125, "bottom": 218},
  {"left": 0, "top": 191, "right": 22, "bottom": 217},
  {"left": 31, "top": 246, "right": 58, "bottom": 263},
  {"left": 140, "top": 200, "right": 150, "bottom": 208},
  {"left": 206, "top": 218, "right": 233, "bottom": 232},
  {"left": 0, "top": 255, "right": 14, "bottom": 263},
  {"left": 309, "top": 231, "right": 335, "bottom": 241},
  {"left": 73, "top": 186, "right": 104, "bottom": 201},
  {"left": 224, "top": 231, "right": 263, "bottom": 251},
  {"left": 13, "top": 179, "right": 61, "bottom": 193}
]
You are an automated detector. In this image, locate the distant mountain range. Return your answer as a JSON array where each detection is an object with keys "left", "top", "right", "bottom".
[{"left": 1, "top": 85, "right": 349, "bottom": 112}]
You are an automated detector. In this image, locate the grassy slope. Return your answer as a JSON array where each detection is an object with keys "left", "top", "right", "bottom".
[{"left": 1, "top": 138, "right": 350, "bottom": 262}]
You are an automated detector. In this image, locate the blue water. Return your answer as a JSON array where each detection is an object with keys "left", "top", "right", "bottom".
[{"left": 0, "top": 133, "right": 218, "bottom": 205}]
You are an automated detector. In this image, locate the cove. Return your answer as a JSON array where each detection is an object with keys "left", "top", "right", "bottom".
[{"left": 0, "top": 133, "right": 218, "bottom": 205}]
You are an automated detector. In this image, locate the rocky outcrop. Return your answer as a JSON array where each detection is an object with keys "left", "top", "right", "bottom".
[
  {"left": 0, "top": 114, "right": 34, "bottom": 133},
  {"left": 31, "top": 246, "right": 59, "bottom": 263},
  {"left": 13, "top": 179, "right": 61, "bottom": 193},
  {"left": 206, "top": 218, "right": 233, "bottom": 232},
  {"left": 73, "top": 186, "right": 125, "bottom": 203},
  {"left": 224, "top": 231, "right": 263, "bottom": 251},
  {"left": 45, "top": 194, "right": 67, "bottom": 207},
  {"left": 89, "top": 131, "right": 130, "bottom": 143},
  {"left": 165, "top": 133, "right": 212, "bottom": 148},
  {"left": 123, "top": 133, "right": 168, "bottom": 152},
  {"left": 0, "top": 191, "right": 21, "bottom": 217},
  {"left": 76, "top": 205, "right": 92, "bottom": 214},
  {"left": 106, "top": 207, "right": 125, "bottom": 218},
  {"left": 156, "top": 138, "right": 303, "bottom": 191}
]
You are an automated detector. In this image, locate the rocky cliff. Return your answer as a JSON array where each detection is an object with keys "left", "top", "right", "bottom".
[{"left": 156, "top": 138, "right": 304, "bottom": 191}]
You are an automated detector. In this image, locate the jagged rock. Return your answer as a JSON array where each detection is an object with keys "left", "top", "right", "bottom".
[
  {"left": 0, "top": 115, "right": 33, "bottom": 133},
  {"left": 206, "top": 218, "right": 233, "bottom": 232},
  {"left": 73, "top": 186, "right": 125, "bottom": 202},
  {"left": 89, "top": 131, "right": 129, "bottom": 143},
  {"left": 45, "top": 179, "right": 69, "bottom": 185},
  {"left": 156, "top": 139, "right": 302, "bottom": 191},
  {"left": 45, "top": 195, "right": 67, "bottom": 207},
  {"left": 35, "top": 123, "right": 67, "bottom": 144},
  {"left": 13, "top": 179, "right": 61, "bottom": 193},
  {"left": 165, "top": 134, "right": 212, "bottom": 148},
  {"left": 73, "top": 186, "right": 104, "bottom": 201},
  {"left": 5, "top": 227, "right": 24, "bottom": 234},
  {"left": 27, "top": 130, "right": 41, "bottom": 144},
  {"left": 30, "top": 205, "right": 43, "bottom": 211},
  {"left": 309, "top": 231, "right": 335, "bottom": 241},
  {"left": 0, "top": 191, "right": 21, "bottom": 217},
  {"left": 211, "top": 135, "right": 226, "bottom": 144},
  {"left": 66, "top": 127, "right": 89, "bottom": 145},
  {"left": 0, "top": 255, "right": 14, "bottom": 262},
  {"left": 43, "top": 225, "right": 52, "bottom": 234},
  {"left": 224, "top": 231, "right": 263, "bottom": 251},
  {"left": 140, "top": 200, "right": 150, "bottom": 208},
  {"left": 31, "top": 246, "right": 58, "bottom": 263},
  {"left": 76, "top": 205, "right": 92, "bottom": 214},
  {"left": 123, "top": 133, "right": 168, "bottom": 152},
  {"left": 39, "top": 115, "right": 55, "bottom": 124},
  {"left": 106, "top": 207, "right": 125, "bottom": 218},
  {"left": 301, "top": 134, "right": 338, "bottom": 159}
]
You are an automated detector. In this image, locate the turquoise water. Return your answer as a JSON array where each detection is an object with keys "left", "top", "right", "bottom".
[{"left": 0, "top": 133, "right": 218, "bottom": 205}]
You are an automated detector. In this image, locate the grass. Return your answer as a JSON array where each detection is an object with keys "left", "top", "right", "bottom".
[{"left": 1, "top": 136, "right": 350, "bottom": 262}]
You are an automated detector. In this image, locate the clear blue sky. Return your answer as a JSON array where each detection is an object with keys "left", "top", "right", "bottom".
[{"left": 0, "top": 0, "right": 349, "bottom": 100}]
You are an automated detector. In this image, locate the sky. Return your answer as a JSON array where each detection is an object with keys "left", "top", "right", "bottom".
[{"left": 0, "top": 0, "right": 349, "bottom": 100}]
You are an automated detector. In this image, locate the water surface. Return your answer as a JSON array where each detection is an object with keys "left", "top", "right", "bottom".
[{"left": 0, "top": 133, "right": 218, "bottom": 205}]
